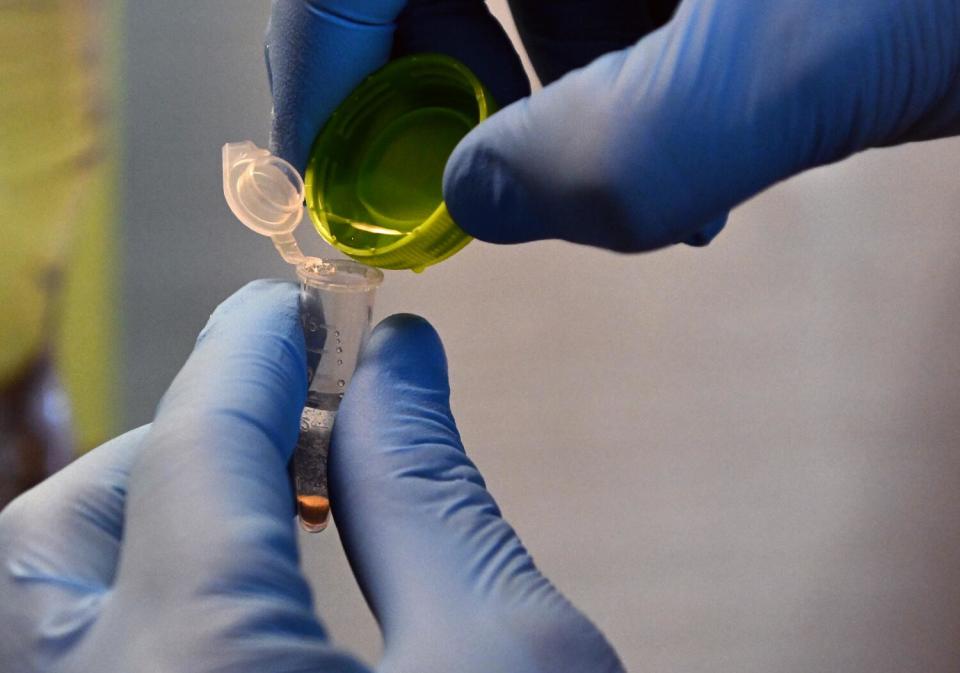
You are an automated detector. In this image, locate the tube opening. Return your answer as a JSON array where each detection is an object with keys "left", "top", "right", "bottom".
[{"left": 296, "top": 258, "right": 384, "bottom": 291}]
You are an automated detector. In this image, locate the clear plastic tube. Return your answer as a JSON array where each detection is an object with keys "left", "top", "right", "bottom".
[
  {"left": 294, "top": 259, "right": 382, "bottom": 532},
  {"left": 221, "top": 142, "right": 386, "bottom": 532}
]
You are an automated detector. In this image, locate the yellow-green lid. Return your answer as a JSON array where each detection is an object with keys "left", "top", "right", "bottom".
[{"left": 304, "top": 54, "right": 495, "bottom": 272}]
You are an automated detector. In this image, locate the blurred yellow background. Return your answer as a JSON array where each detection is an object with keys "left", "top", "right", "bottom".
[{"left": 0, "top": 0, "right": 120, "bottom": 449}]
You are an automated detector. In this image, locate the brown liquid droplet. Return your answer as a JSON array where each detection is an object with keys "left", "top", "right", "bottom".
[{"left": 297, "top": 494, "right": 330, "bottom": 533}]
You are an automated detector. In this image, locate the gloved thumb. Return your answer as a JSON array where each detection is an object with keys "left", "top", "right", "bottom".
[
  {"left": 331, "top": 315, "right": 623, "bottom": 673},
  {"left": 443, "top": 0, "right": 918, "bottom": 252},
  {"left": 443, "top": 19, "right": 735, "bottom": 252}
]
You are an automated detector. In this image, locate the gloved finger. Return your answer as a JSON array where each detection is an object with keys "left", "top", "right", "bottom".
[
  {"left": 392, "top": 0, "right": 530, "bottom": 107},
  {"left": 100, "top": 281, "right": 368, "bottom": 671},
  {"left": 0, "top": 426, "right": 148, "bottom": 662},
  {"left": 683, "top": 214, "right": 727, "bottom": 247},
  {"left": 501, "top": 0, "right": 725, "bottom": 250},
  {"left": 109, "top": 280, "right": 365, "bottom": 670},
  {"left": 506, "top": 0, "right": 676, "bottom": 84},
  {"left": 119, "top": 280, "right": 305, "bottom": 590},
  {"left": 267, "top": 0, "right": 528, "bottom": 174},
  {"left": 442, "top": 14, "right": 749, "bottom": 253},
  {"left": 445, "top": 0, "right": 952, "bottom": 253},
  {"left": 441, "top": 23, "right": 734, "bottom": 252},
  {"left": 267, "top": 0, "right": 402, "bottom": 171},
  {"left": 332, "top": 315, "right": 624, "bottom": 673}
]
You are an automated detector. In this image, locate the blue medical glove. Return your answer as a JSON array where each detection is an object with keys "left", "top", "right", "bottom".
[
  {"left": 0, "top": 281, "right": 622, "bottom": 673},
  {"left": 266, "top": 0, "right": 530, "bottom": 172},
  {"left": 330, "top": 314, "right": 624, "bottom": 673},
  {"left": 445, "top": 0, "right": 960, "bottom": 251},
  {"left": 0, "top": 281, "right": 363, "bottom": 673}
]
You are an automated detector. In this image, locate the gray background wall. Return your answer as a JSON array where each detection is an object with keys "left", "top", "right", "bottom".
[{"left": 123, "top": 3, "right": 960, "bottom": 671}]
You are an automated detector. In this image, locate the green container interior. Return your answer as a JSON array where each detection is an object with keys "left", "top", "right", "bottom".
[{"left": 305, "top": 54, "right": 492, "bottom": 267}]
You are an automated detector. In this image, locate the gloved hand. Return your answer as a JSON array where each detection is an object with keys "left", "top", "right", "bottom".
[
  {"left": 0, "top": 281, "right": 623, "bottom": 673},
  {"left": 445, "top": 0, "right": 960, "bottom": 251},
  {"left": 268, "top": 1, "right": 960, "bottom": 252},
  {"left": 264, "top": 0, "right": 722, "bottom": 247}
]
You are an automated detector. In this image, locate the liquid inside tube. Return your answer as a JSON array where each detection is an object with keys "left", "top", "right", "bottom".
[{"left": 294, "top": 393, "right": 339, "bottom": 532}]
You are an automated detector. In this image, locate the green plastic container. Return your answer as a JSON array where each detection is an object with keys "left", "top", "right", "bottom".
[{"left": 304, "top": 54, "right": 495, "bottom": 272}]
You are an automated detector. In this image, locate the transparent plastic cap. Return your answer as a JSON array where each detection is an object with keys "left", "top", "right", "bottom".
[{"left": 222, "top": 141, "right": 307, "bottom": 265}]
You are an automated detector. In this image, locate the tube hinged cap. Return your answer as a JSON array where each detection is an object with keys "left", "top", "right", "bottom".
[{"left": 222, "top": 141, "right": 304, "bottom": 236}]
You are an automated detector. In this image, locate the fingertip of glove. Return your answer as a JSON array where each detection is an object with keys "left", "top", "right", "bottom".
[
  {"left": 202, "top": 280, "right": 301, "bottom": 335},
  {"left": 682, "top": 214, "right": 728, "bottom": 247},
  {"left": 145, "top": 280, "right": 309, "bottom": 499},
  {"left": 192, "top": 280, "right": 306, "bottom": 388},
  {"left": 373, "top": 313, "right": 439, "bottom": 341},
  {"left": 444, "top": 132, "right": 528, "bottom": 246},
  {"left": 369, "top": 313, "right": 445, "bottom": 359},
  {"left": 356, "top": 314, "right": 449, "bottom": 390}
]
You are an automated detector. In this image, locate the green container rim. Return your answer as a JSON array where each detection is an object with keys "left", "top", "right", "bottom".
[{"left": 304, "top": 53, "right": 494, "bottom": 272}]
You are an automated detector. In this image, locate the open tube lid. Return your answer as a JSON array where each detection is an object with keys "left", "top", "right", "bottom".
[{"left": 222, "top": 141, "right": 307, "bottom": 265}]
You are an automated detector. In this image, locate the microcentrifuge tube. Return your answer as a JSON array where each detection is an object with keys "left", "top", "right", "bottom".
[
  {"left": 222, "top": 142, "right": 383, "bottom": 534},
  {"left": 293, "top": 259, "right": 382, "bottom": 532}
]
